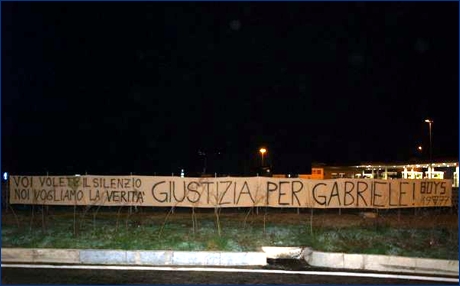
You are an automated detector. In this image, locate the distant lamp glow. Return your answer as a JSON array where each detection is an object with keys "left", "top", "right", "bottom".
[
  {"left": 75, "top": 174, "right": 81, "bottom": 177},
  {"left": 3, "top": 172, "right": 8, "bottom": 181},
  {"left": 180, "top": 169, "right": 185, "bottom": 178},
  {"left": 259, "top": 148, "right": 267, "bottom": 166},
  {"left": 417, "top": 146, "right": 422, "bottom": 151}
]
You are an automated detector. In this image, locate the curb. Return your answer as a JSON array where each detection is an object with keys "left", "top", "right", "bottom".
[
  {"left": 2, "top": 247, "right": 458, "bottom": 276},
  {"left": 260, "top": 247, "right": 458, "bottom": 276},
  {"left": 302, "top": 248, "right": 459, "bottom": 276},
  {"left": 1, "top": 248, "right": 266, "bottom": 266}
]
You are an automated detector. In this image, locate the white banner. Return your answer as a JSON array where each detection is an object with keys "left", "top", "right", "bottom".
[{"left": 9, "top": 175, "right": 452, "bottom": 208}]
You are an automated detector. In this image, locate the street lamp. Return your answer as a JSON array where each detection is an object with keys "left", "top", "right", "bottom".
[
  {"left": 259, "top": 148, "right": 267, "bottom": 167},
  {"left": 198, "top": 150, "right": 207, "bottom": 175},
  {"left": 425, "top": 119, "right": 433, "bottom": 178}
]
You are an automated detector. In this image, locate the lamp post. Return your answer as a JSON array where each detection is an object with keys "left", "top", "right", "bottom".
[
  {"left": 259, "top": 148, "right": 267, "bottom": 167},
  {"left": 425, "top": 119, "right": 433, "bottom": 178},
  {"left": 198, "top": 150, "right": 207, "bottom": 175}
]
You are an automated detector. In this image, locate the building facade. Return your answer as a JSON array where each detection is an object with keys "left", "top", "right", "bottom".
[{"left": 275, "top": 161, "right": 459, "bottom": 187}]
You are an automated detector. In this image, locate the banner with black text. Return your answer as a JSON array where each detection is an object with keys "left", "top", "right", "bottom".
[{"left": 9, "top": 175, "right": 452, "bottom": 208}]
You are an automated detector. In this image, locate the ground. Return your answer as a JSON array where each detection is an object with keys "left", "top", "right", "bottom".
[{"left": 1, "top": 206, "right": 458, "bottom": 260}]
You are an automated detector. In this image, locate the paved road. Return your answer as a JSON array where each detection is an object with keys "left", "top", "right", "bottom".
[{"left": 2, "top": 264, "right": 458, "bottom": 284}]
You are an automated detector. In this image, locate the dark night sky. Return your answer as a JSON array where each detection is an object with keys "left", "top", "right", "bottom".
[{"left": 2, "top": 2, "right": 459, "bottom": 176}]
